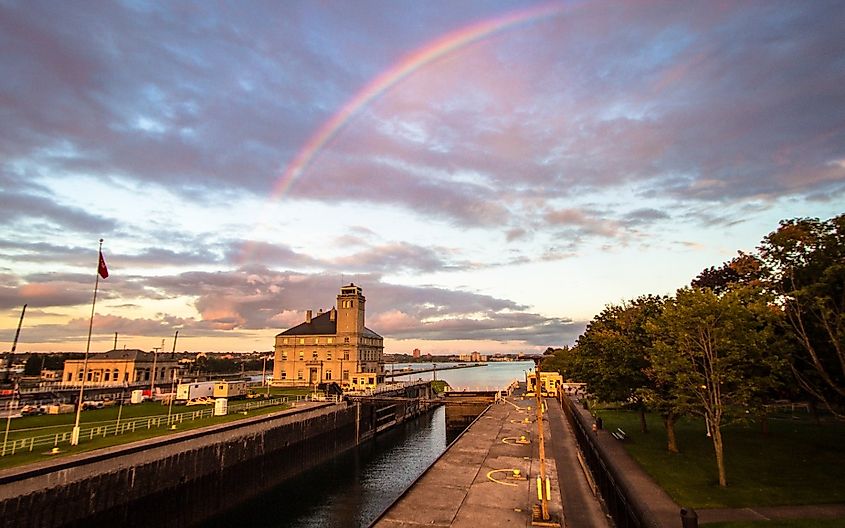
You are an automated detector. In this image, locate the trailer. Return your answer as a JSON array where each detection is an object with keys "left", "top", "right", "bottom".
[
  {"left": 213, "top": 380, "right": 249, "bottom": 399},
  {"left": 176, "top": 381, "right": 216, "bottom": 402}
]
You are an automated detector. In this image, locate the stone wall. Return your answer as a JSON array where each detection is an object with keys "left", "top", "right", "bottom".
[{"left": 0, "top": 402, "right": 362, "bottom": 528}]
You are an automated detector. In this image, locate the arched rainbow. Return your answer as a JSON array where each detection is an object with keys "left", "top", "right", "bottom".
[
  {"left": 272, "top": 2, "right": 565, "bottom": 200},
  {"left": 243, "top": 2, "right": 566, "bottom": 263}
]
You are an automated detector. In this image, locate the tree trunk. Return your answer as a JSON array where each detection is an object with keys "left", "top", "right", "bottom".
[
  {"left": 663, "top": 413, "right": 679, "bottom": 453},
  {"left": 639, "top": 405, "right": 648, "bottom": 433},
  {"left": 711, "top": 423, "right": 727, "bottom": 487}
]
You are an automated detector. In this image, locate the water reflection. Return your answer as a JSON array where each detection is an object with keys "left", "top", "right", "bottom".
[{"left": 202, "top": 406, "right": 446, "bottom": 528}]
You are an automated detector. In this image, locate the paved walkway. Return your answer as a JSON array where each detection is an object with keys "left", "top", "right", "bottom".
[{"left": 374, "top": 397, "right": 576, "bottom": 528}]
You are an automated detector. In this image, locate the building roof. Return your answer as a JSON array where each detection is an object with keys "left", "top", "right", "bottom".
[
  {"left": 276, "top": 310, "right": 382, "bottom": 339},
  {"left": 70, "top": 349, "right": 176, "bottom": 362}
]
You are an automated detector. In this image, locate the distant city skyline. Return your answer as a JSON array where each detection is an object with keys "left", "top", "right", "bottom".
[{"left": 1, "top": 1, "right": 843, "bottom": 355}]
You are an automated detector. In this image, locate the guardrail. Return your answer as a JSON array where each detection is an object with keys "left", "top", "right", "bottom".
[{"left": 0, "top": 395, "right": 326, "bottom": 457}]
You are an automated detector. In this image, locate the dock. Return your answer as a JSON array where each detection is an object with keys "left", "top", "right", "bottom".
[
  {"left": 373, "top": 387, "right": 610, "bottom": 527},
  {"left": 383, "top": 363, "right": 486, "bottom": 379}
]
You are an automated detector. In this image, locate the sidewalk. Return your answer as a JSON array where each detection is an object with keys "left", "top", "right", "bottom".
[{"left": 565, "top": 395, "right": 845, "bottom": 526}]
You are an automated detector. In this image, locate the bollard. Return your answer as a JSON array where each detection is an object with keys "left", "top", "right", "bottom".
[{"left": 680, "top": 507, "right": 698, "bottom": 528}]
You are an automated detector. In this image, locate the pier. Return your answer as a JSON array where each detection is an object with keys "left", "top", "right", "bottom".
[
  {"left": 372, "top": 386, "right": 610, "bottom": 528},
  {"left": 383, "top": 363, "right": 486, "bottom": 379}
]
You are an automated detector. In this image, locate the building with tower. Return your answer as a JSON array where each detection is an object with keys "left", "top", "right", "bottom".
[{"left": 272, "top": 284, "right": 385, "bottom": 390}]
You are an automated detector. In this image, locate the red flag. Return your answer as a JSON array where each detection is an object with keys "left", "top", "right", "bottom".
[{"left": 98, "top": 251, "right": 109, "bottom": 279}]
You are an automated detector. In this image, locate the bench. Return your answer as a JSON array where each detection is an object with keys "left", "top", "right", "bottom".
[{"left": 611, "top": 428, "right": 628, "bottom": 441}]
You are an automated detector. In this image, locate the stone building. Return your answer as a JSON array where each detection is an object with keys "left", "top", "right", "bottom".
[
  {"left": 273, "top": 284, "right": 384, "bottom": 389},
  {"left": 62, "top": 349, "right": 179, "bottom": 386}
]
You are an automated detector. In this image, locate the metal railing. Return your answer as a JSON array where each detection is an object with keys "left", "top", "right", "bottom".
[
  {"left": 560, "top": 394, "right": 643, "bottom": 528},
  {"left": 1, "top": 396, "right": 315, "bottom": 457}
]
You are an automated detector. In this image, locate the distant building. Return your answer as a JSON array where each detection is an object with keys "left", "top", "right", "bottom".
[
  {"left": 526, "top": 371, "right": 563, "bottom": 396},
  {"left": 412, "top": 348, "right": 420, "bottom": 359},
  {"left": 458, "top": 351, "right": 486, "bottom": 362},
  {"left": 62, "top": 349, "right": 179, "bottom": 386},
  {"left": 273, "top": 284, "right": 384, "bottom": 390}
]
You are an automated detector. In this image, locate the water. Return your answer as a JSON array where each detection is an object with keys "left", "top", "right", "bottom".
[
  {"left": 203, "top": 361, "right": 532, "bottom": 527},
  {"left": 386, "top": 360, "right": 535, "bottom": 391},
  {"left": 202, "top": 407, "right": 447, "bottom": 528}
]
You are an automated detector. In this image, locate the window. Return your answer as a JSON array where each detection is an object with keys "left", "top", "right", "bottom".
[
  {"left": 297, "top": 370, "right": 303, "bottom": 380},
  {"left": 343, "top": 350, "right": 350, "bottom": 360},
  {"left": 282, "top": 351, "right": 288, "bottom": 360},
  {"left": 281, "top": 371, "right": 287, "bottom": 380},
  {"left": 327, "top": 337, "right": 334, "bottom": 344},
  {"left": 344, "top": 337, "right": 349, "bottom": 344},
  {"left": 299, "top": 338, "right": 305, "bottom": 345},
  {"left": 312, "top": 351, "right": 318, "bottom": 359},
  {"left": 299, "top": 351, "right": 304, "bottom": 360},
  {"left": 67, "top": 372, "right": 72, "bottom": 381},
  {"left": 113, "top": 369, "right": 119, "bottom": 380},
  {"left": 144, "top": 370, "right": 150, "bottom": 381},
  {"left": 327, "top": 352, "right": 332, "bottom": 360},
  {"left": 326, "top": 370, "right": 332, "bottom": 380},
  {"left": 283, "top": 338, "right": 289, "bottom": 344},
  {"left": 87, "top": 371, "right": 93, "bottom": 382},
  {"left": 343, "top": 370, "right": 349, "bottom": 380},
  {"left": 104, "top": 371, "right": 110, "bottom": 381}
]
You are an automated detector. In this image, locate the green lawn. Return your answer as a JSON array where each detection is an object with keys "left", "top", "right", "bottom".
[
  {"left": 593, "top": 409, "right": 845, "bottom": 508},
  {"left": 1, "top": 398, "right": 293, "bottom": 470}
]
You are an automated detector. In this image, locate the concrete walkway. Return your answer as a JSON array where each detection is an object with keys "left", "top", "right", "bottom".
[
  {"left": 545, "top": 399, "right": 611, "bottom": 528},
  {"left": 374, "top": 398, "right": 563, "bottom": 528}
]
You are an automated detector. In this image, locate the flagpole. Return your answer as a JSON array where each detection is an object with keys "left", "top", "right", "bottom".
[{"left": 71, "top": 239, "right": 104, "bottom": 446}]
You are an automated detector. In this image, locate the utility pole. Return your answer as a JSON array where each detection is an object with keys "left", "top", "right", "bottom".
[
  {"left": 150, "top": 346, "right": 161, "bottom": 399},
  {"left": 3, "top": 304, "right": 26, "bottom": 385}
]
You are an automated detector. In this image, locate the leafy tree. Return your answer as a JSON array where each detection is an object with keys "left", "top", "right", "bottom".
[
  {"left": 758, "top": 214, "right": 845, "bottom": 416},
  {"left": 540, "top": 346, "right": 576, "bottom": 380},
  {"left": 648, "top": 287, "right": 782, "bottom": 487},
  {"left": 574, "top": 295, "right": 664, "bottom": 433},
  {"left": 692, "top": 252, "right": 765, "bottom": 294}
]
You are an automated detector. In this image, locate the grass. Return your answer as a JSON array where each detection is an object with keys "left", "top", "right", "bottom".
[
  {"left": 706, "top": 520, "right": 845, "bottom": 528},
  {"left": 593, "top": 408, "right": 845, "bottom": 509},
  {"left": 0, "top": 393, "right": 296, "bottom": 470}
]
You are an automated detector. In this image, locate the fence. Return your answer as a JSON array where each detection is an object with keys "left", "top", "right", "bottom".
[
  {"left": 0, "top": 395, "right": 329, "bottom": 457},
  {"left": 560, "top": 394, "right": 644, "bottom": 528}
]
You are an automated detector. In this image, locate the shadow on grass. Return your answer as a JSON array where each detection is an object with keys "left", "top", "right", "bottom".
[{"left": 593, "top": 408, "right": 845, "bottom": 509}]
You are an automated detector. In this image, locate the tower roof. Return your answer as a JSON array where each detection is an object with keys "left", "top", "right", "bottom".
[{"left": 276, "top": 310, "right": 382, "bottom": 339}]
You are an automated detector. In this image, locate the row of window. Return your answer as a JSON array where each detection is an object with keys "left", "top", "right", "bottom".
[
  {"left": 282, "top": 369, "right": 351, "bottom": 381},
  {"left": 279, "top": 336, "right": 382, "bottom": 346},
  {"left": 66, "top": 367, "right": 177, "bottom": 383},
  {"left": 280, "top": 350, "right": 352, "bottom": 361}
]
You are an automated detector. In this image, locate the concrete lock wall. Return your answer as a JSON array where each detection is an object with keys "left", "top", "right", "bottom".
[{"left": 0, "top": 402, "right": 367, "bottom": 528}]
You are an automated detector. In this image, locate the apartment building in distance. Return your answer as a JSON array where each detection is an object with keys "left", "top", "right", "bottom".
[{"left": 272, "top": 284, "right": 385, "bottom": 390}]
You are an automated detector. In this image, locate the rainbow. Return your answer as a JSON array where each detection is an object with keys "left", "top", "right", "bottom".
[
  {"left": 272, "top": 2, "right": 565, "bottom": 200},
  {"left": 244, "top": 2, "right": 566, "bottom": 263}
]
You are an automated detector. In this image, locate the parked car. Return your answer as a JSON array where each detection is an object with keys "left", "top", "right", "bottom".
[{"left": 20, "top": 405, "right": 44, "bottom": 416}]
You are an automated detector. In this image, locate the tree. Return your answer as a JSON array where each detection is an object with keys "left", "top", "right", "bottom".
[
  {"left": 574, "top": 296, "right": 664, "bottom": 433},
  {"left": 757, "top": 214, "right": 845, "bottom": 416},
  {"left": 692, "top": 252, "right": 764, "bottom": 294},
  {"left": 648, "top": 287, "right": 782, "bottom": 487}
]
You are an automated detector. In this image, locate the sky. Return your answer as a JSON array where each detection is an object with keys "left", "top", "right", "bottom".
[{"left": 1, "top": 1, "right": 843, "bottom": 356}]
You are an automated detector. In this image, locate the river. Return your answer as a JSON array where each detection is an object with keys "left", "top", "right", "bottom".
[{"left": 204, "top": 360, "right": 534, "bottom": 527}]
